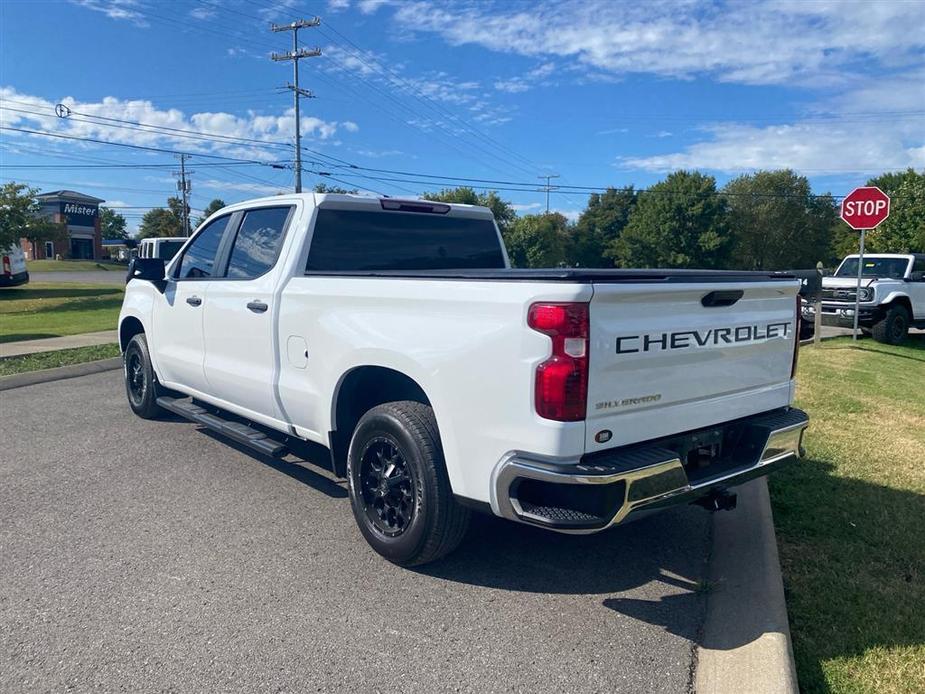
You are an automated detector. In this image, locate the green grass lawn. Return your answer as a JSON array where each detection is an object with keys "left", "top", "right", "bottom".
[
  {"left": 0, "top": 282, "right": 123, "bottom": 343},
  {"left": 0, "top": 343, "right": 121, "bottom": 377},
  {"left": 771, "top": 335, "right": 925, "bottom": 693},
  {"left": 27, "top": 259, "right": 124, "bottom": 272}
]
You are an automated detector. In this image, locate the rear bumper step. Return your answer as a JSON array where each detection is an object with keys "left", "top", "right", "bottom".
[
  {"left": 156, "top": 396, "right": 289, "bottom": 458},
  {"left": 490, "top": 407, "right": 808, "bottom": 533}
]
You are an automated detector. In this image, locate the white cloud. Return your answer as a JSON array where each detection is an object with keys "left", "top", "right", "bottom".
[
  {"left": 0, "top": 87, "right": 357, "bottom": 164},
  {"left": 358, "top": 0, "right": 389, "bottom": 13},
  {"left": 70, "top": 0, "right": 148, "bottom": 26},
  {"left": 189, "top": 5, "right": 216, "bottom": 20},
  {"left": 512, "top": 202, "right": 541, "bottom": 212},
  {"left": 621, "top": 120, "right": 925, "bottom": 175},
  {"left": 328, "top": 0, "right": 350, "bottom": 12},
  {"left": 392, "top": 0, "right": 925, "bottom": 87},
  {"left": 356, "top": 148, "right": 406, "bottom": 158},
  {"left": 597, "top": 127, "right": 628, "bottom": 135},
  {"left": 198, "top": 179, "right": 286, "bottom": 196},
  {"left": 494, "top": 62, "right": 557, "bottom": 94},
  {"left": 620, "top": 73, "right": 925, "bottom": 175}
]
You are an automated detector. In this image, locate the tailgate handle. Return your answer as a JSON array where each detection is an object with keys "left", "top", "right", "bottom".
[{"left": 701, "top": 290, "right": 744, "bottom": 308}]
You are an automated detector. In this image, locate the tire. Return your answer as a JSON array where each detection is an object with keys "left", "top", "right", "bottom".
[
  {"left": 123, "top": 333, "right": 165, "bottom": 419},
  {"left": 346, "top": 401, "right": 470, "bottom": 566},
  {"left": 871, "top": 304, "right": 910, "bottom": 345}
]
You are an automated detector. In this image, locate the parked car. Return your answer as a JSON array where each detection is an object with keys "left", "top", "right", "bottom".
[
  {"left": 0, "top": 244, "right": 29, "bottom": 287},
  {"left": 137, "top": 237, "right": 186, "bottom": 262},
  {"left": 803, "top": 253, "right": 925, "bottom": 343},
  {"left": 119, "top": 194, "right": 809, "bottom": 566}
]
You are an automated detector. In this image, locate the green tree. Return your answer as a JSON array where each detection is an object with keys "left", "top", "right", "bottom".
[
  {"left": 138, "top": 206, "right": 182, "bottom": 239},
  {"left": 569, "top": 187, "right": 637, "bottom": 267},
  {"left": 861, "top": 169, "right": 925, "bottom": 253},
  {"left": 505, "top": 213, "right": 569, "bottom": 268},
  {"left": 0, "top": 182, "right": 66, "bottom": 253},
  {"left": 614, "top": 171, "right": 731, "bottom": 269},
  {"left": 422, "top": 186, "right": 517, "bottom": 233},
  {"left": 314, "top": 183, "right": 357, "bottom": 194},
  {"left": 99, "top": 207, "right": 129, "bottom": 240},
  {"left": 723, "top": 170, "right": 836, "bottom": 270},
  {"left": 195, "top": 198, "right": 226, "bottom": 228}
]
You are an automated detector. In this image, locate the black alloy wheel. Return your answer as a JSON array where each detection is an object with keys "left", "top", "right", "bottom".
[
  {"left": 346, "top": 401, "right": 470, "bottom": 566},
  {"left": 126, "top": 350, "right": 147, "bottom": 405},
  {"left": 123, "top": 333, "right": 164, "bottom": 419},
  {"left": 359, "top": 436, "right": 417, "bottom": 537}
]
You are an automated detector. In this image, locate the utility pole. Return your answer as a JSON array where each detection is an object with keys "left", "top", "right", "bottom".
[
  {"left": 538, "top": 174, "right": 560, "bottom": 214},
  {"left": 174, "top": 154, "right": 193, "bottom": 236},
  {"left": 271, "top": 18, "right": 321, "bottom": 194}
]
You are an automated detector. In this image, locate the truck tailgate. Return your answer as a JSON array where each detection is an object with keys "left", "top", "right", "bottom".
[{"left": 585, "top": 280, "right": 799, "bottom": 453}]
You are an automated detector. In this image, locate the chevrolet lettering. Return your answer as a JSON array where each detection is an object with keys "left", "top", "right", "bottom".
[
  {"left": 119, "top": 193, "right": 809, "bottom": 566},
  {"left": 616, "top": 322, "right": 791, "bottom": 354}
]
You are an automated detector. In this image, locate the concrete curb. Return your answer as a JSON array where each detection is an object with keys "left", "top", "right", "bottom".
[
  {"left": 695, "top": 478, "right": 798, "bottom": 694},
  {"left": 0, "top": 357, "right": 122, "bottom": 392}
]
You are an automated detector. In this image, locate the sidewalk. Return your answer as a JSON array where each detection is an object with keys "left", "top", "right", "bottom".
[{"left": 0, "top": 330, "right": 119, "bottom": 358}]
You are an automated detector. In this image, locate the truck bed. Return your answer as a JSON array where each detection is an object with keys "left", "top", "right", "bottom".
[{"left": 304, "top": 268, "right": 796, "bottom": 283}]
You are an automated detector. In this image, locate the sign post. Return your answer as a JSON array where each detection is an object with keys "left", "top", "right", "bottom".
[{"left": 839, "top": 186, "right": 891, "bottom": 341}]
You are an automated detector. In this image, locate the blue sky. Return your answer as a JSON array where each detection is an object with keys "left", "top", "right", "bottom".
[{"left": 1, "top": 0, "right": 923, "bottom": 232}]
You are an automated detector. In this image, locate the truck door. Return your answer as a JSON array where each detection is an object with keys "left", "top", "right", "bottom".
[
  {"left": 151, "top": 214, "right": 231, "bottom": 390},
  {"left": 202, "top": 205, "right": 295, "bottom": 420},
  {"left": 910, "top": 257, "right": 925, "bottom": 318}
]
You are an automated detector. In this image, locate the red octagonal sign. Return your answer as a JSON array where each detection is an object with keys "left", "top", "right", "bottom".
[{"left": 840, "top": 186, "right": 890, "bottom": 230}]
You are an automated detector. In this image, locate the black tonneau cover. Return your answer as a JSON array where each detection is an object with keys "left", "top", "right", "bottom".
[{"left": 305, "top": 268, "right": 796, "bottom": 283}]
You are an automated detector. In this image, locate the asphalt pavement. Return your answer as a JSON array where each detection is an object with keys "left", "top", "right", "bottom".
[
  {"left": 1, "top": 371, "right": 710, "bottom": 693},
  {"left": 28, "top": 270, "right": 126, "bottom": 285}
]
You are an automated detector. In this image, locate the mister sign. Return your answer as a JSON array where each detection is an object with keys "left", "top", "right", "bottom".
[{"left": 840, "top": 185, "right": 891, "bottom": 341}]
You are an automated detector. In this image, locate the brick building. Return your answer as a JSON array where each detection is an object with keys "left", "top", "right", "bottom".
[{"left": 21, "top": 190, "right": 105, "bottom": 260}]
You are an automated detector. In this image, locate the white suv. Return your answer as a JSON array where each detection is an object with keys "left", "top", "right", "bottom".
[{"left": 807, "top": 253, "right": 925, "bottom": 343}]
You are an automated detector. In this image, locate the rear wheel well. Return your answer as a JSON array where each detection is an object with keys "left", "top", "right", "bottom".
[
  {"left": 329, "top": 366, "right": 431, "bottom": 477},
  {"left": 119, "top": 317, "right": 144, "bottom": 352}
]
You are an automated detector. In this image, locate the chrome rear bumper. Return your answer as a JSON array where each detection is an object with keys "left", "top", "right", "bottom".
[{"left": 490, "top": 407, "right": 809, "bottom": 533}]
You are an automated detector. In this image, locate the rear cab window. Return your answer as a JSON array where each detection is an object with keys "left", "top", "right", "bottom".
[{"left": 305, "top": 207, "right": 505, "bottom": 272}]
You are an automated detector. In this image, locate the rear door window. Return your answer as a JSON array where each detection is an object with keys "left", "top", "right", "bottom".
[
  {"left": 224, "top": 206, "right": 293, "bottom": 279},
  {"left": 306, "top": 209, "right": 505, "bottom": 272}
]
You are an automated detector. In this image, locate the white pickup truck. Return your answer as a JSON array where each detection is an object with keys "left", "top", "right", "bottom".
[
  {"left": 119, "top": 194, "right": 808, "bottom": 566},
  {"left": 805, "top": 253, "right": 925, "bottom": 344}
]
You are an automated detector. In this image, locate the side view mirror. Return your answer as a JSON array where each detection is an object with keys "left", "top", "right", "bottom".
[
  {"left": 126, "top": 257, "right": 166, "bottom": 291},
  {"left": 910, "top": 271, "right": 925, "bottom": 282}
]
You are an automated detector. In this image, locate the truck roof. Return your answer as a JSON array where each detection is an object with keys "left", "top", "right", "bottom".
[{"left": 216, "top": 193, "right": 495, "bottom": 219}]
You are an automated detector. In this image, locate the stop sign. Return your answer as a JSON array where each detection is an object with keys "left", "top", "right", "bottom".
[{"left": 840, "top": 186, "right": 890, "bottom": 230}]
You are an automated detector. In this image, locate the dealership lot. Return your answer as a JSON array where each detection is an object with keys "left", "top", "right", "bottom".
[{"left": 1, "top": 371, "right": 710, "bottom": 692}]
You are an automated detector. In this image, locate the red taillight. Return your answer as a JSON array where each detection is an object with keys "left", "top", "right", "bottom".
[
  {"left": 528, "top": 302, "right": 589, "bottom": 421},
  {"left": 2, "top": 256, "right": 10, "bottom": 276},
  {"left": 791, "top": 293, "right": 801, "bottom": 379}
]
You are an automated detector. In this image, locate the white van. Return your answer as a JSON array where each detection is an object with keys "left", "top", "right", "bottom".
[
  {"left": 137, "top": 237, "right": 186, "bottom": 262},
  {"left": 1, "top": 244, "right": 29, "bottom": 287}
]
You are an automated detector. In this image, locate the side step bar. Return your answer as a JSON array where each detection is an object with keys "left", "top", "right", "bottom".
[{"left": 156, "top": 396, "right": 289, "bottom": 458}]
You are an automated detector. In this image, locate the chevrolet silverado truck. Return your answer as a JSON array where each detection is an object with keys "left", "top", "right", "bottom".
[
  {"left": 119, "top": 194, "right": 809, "bottom": 566},
  {"left": 803, "top": 253, "right": 925, "bottom": 344}
]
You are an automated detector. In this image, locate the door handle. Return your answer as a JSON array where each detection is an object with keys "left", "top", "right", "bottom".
[
  {"left": 247, "top": 300, "right": 268, "bottom": 314},
  {"left": 186, "top": 295, "right": 202, "bottom": 307}
]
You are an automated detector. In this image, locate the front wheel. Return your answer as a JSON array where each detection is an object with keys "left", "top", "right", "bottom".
[
  {"left": 123, "top": 333, "right": 165, "bottom": 419},
  {"left": 347, "top": 401, "right": 469, "bottom": 566},
  {"left": 871, "top": 305, "right": 909, "bottom": 345}
]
